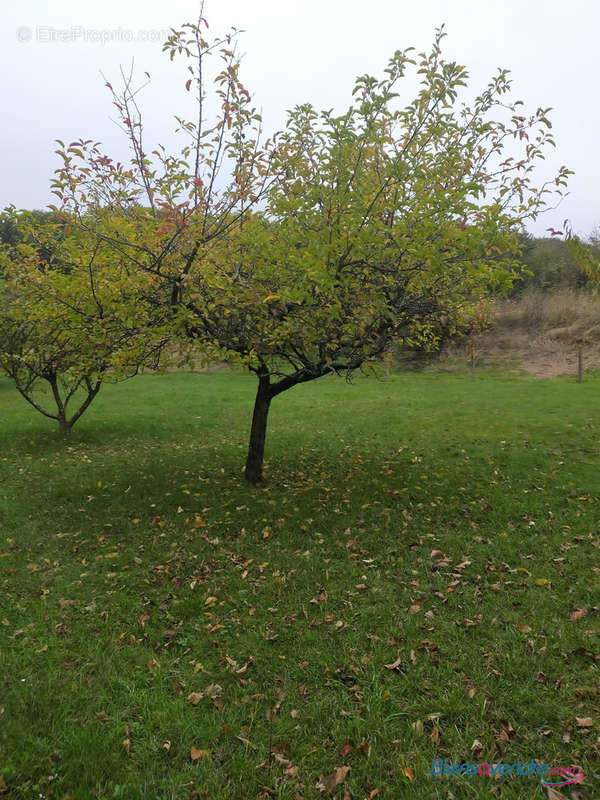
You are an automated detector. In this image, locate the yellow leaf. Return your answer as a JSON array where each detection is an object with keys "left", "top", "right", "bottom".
[
  {"left": 262, "top": 294, "right": 280, "bottom": 303},
  {"left": 535, "top": 578, "right": 549, "bottom": 586},
  {"left": 402, "top": 766, "right": 414, "bottom": 780},
  {"left": 190, "top": 746, "right": 210, "bottom": 760}
]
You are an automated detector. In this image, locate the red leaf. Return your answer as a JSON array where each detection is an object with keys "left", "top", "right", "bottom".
[
  {"left": 185, "top": 79, "right": 192, "bottom": 92},
  {"left": 340, "top": 743, "right": 352, "bottom": 758}
]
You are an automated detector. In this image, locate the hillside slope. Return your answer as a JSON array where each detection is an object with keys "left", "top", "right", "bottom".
[{"left": 445, "top": 289, "right": 600, "bottom": 377}]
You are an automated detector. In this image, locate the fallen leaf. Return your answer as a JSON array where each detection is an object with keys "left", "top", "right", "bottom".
[
  {"left": 497, "top": 719, "right": 516, "bottom": 741},
  {"left": 570, "top": 606, "right": 587, "bottom": 620},
  {"left": 190, "top": 746, "right": 210, "bottom": 760},
  {"left": 340, "top": 743, "right": 352, "bottom": 758},
  {"left": 402, "top": 766, "right": 414, "bottom": 780},
  {"left": 266, "top": 691, "right": 285, "bottom": 721},
  {"left": 358, "top": 737, "right": 372, "bottom": 757},
  {"left": 545, "top": 787, "right": 567, "bottom": 800},
  {"left": 384, "top": 655, "right": 403, "bottom": 672},
  {"left": 316, "top": 765, "right": 350, "bottom": 793},
  {"left": 574, "top": 716, "right": 593, "bottom": 728},
  {"left": 471, "top": 739, "right": 484, "bottom": 757},
  {"left": 236, "top": 655, "right": 256, "bottom": 675},
  {"left": 515, "top": 622, "right": 532, "bottom": 633}
]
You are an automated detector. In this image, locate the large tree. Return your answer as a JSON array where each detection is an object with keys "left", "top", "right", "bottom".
[{"left": 49, "top": 21, "right": 570, "bottom": 479}]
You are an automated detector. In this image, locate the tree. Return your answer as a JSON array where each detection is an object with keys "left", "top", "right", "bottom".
[
  {"left": 49, "top": 21, "right": 570, "bottom": 479},
  {"left": 176, "top": 27, "right": 571, "bottom": 481},
  {"left": 0, "top": 210, "right": 167, "bottom": 433},
  {"left": 505, "top": 232, "right": 587, "bottom": 293}
]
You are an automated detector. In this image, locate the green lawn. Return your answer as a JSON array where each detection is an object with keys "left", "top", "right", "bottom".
[{"left": 0, "top": 370, "right": 598, "bottom": 799}]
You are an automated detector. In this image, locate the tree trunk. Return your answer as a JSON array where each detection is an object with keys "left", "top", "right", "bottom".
[
  {"left": 58, "top": 416, "right": 71, "bottom": 435},
  {"left": 245, "top": 373, "right": 272, "bottom": 484}
]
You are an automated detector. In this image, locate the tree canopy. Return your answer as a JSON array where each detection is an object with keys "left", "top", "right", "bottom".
[
  {"left": 0, "top": 209, "right": 168, "bottom": 432},
  {"left": 3, "top": 19, "right": 571, "bottom": 474}
]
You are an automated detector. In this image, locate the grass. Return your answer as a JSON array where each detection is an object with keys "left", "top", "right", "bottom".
[
  {"left": 496, "top": 289, "right": 600, "bottom": 335},
  {"left": 0, "top": 370, "right": 598, "bottom": 800}
]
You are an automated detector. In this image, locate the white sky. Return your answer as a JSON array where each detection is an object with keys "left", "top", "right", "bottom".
[{"left": 2, "top": 0, "right": 598, "bottom": 237}]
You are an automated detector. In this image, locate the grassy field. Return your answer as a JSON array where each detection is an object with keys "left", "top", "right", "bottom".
[{"left": 0, "top": 370, "right": 598, "bottom": 800}]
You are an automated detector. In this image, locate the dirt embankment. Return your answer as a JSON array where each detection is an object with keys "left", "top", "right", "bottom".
[{"left": 446, "top": 289, "right": 600, "bottom": 378}]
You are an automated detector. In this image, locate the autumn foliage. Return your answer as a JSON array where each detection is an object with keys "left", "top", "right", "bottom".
[{"left": 0, "top": 18, "right": 570, "bottom": 472}]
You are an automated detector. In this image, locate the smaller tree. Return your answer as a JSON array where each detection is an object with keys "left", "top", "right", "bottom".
[{"left": 0, "top": 210, "right": 167, "bottom": 433}]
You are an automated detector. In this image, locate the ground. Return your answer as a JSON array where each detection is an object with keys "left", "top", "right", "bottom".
[
  {"left": 0, "top": 371, "right": 598, "bottom": 800},
  {"left": 443, "top": 289, "right": 600, "bottom": 379}
]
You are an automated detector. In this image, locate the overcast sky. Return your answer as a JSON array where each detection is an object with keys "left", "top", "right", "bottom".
[{"left": 2, "top": 0, "right": 598, "bottom": 237}]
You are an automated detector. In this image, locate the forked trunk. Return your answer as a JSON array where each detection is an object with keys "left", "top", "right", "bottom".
[
  {"left": 58, "top": 416, "right": 72, "bottom": 435},
  {"left": 245, "top": 373, "right": 272, "bottom": 484}
]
